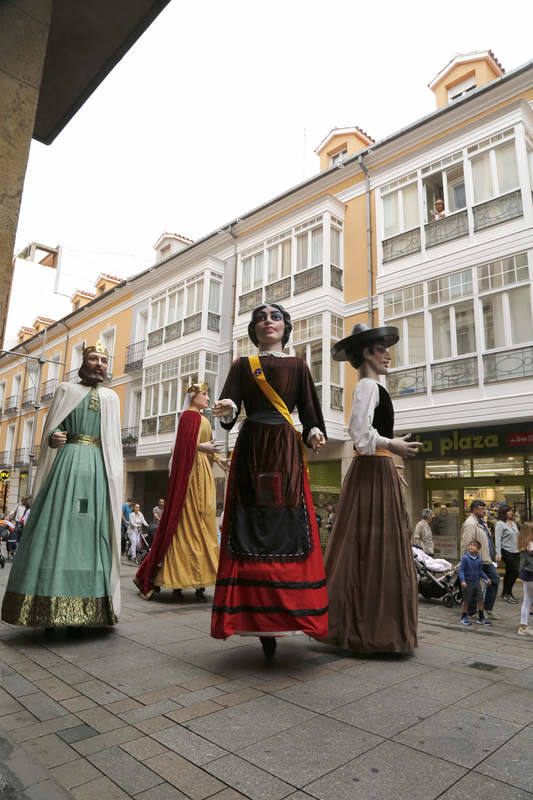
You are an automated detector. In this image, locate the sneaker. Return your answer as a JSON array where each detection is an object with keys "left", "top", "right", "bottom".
[
  {"left": 517, "top": 627, "right": 533, "bottom": 636},
  {"left": 476, "top": 618, "right": 492, "bottom": 626},
  {"left": 486, "top": 610, "right": 500, "bottom": 619},
  {"left": 459, "top": 617, "right": 472, "bottom": 626},
  {"left": 502, "top": 594, "right": 518, "bottom": 604}
]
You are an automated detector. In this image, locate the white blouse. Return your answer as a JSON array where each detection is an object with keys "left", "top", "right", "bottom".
[{"left": 348, "top": 378, "right": 392, "bottom": 455}]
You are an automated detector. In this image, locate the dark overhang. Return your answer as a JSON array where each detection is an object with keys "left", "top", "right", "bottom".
[{"left": 34, "top": 0, "right": 171, "bottom": 145}]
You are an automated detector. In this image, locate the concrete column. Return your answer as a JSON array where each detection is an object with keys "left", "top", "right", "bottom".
[{"left": 0, "top": 0, "right": 53, "bottom": 346}]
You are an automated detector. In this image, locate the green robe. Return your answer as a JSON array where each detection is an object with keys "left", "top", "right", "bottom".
[{"left": 1, "top": 390, "right": 116, "bottom": 626}]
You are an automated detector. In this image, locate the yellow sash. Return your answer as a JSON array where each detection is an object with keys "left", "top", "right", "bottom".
[{"left": 248, "top": 355, "right": 309, "bottom": 474}]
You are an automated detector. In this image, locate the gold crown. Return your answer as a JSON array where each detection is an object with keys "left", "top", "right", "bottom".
[
  {"left": 186, "top": 381, "right": 208, "bottom": 394},
  {"left": 83, "top": 340, "right": 109, "bottom": 357}
]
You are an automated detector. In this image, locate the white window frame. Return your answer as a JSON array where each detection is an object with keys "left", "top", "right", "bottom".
[
  {"left": 470, "top": 139, "right": 519, "bottom": 204},
  {"left": 381, "top": 181, "right": 419, "bottom": 239}
]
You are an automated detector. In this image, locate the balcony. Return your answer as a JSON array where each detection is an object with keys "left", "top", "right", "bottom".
[
  {"left": 207, "top": 312, "right": 220, "bottom": 333},
  {"left": 265, "top": 277, "right": 291, "bottom": 304},
  {"left": 294, "top": 264, "right": 323, "bottom": 295},
  {"left": 141, "top": 417, "right": 157, "bottom": 436},
  {"left": 41, "top": 378, "right": 58, "bottom": 401},
  {"left": 330, "top": 266, "right": 343, "bottom": 290},
  {"left": 473, "top": 189, "right": 523, "bottom": 232},
  {"left": 121, "top": 427, "right": 138, "bottom": 456},
  {"left": 432, "top": 357, "right": 478, "bottom": 392},
  {"left": 0, "top": 451, "right": 13, "bottom": 468},
  {"left": 382, "top": 228, "right": 421, "bottom": 263},
  {"left": 164, "top": 321, "right": 181, "bottom": 343},
  {"left": 14, "top": 447, "right": 39, "bottom": 467},
  {"left": 184, "top": 313, "right": 202, "bottom": 335},
  {"left": 239, "top": 288, "right": 262, "bottom": 315},
  {"left": 425, "top": 209, "right": 468, "bottom": 249},
  {"left": 158, "top": 413, "right": 176, "bottom": 433},
  {"left": 330, "top": 385, "right": 343, "bottom": 411},
  {"left": 124, "top": 340, "right": 145, "bottom": 371},
  {"left": 387, "top": 366, "right": 427, "bottom": 397},
  {"left": 66, "top": 368, "right": 79, "bottom": 382},
  {"left": 484, "top": 345, "right": 533, "bottom": 383},
  {"left": 147, "top": 328, "right": 164, "bottom": 349},
  {"left": 22, "top": 388, "right": 36, "bottom": 409},
  {"left": 4, "top": 395, "right": 19, "bottom": 413}
]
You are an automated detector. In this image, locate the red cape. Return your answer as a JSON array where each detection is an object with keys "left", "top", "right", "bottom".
[{"left": 135, "top": 409, "right": 201, "bottom": 595}]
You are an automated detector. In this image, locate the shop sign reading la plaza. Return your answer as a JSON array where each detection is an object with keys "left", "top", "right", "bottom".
[{"left": 414, "top": 424, "right": 533, "bottom": 458}]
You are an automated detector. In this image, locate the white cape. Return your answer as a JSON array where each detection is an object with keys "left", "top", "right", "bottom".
[{"left": 33, "top": 382, "right": 123, "bottom": 618}]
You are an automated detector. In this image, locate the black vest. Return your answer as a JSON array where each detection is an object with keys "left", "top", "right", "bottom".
[{"left": 372, "top": 383, "right": 394, "bottom": 439}]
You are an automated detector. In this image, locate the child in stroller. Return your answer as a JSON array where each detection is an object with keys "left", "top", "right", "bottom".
[
  {"left": 412, "top": 547, "right": 462, "bottom": 607},
  {"left": 134, "top": 529, "right": 152, "bottom": 565}
]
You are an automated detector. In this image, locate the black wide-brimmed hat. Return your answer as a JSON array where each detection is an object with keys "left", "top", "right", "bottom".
[{"left": 331, "top": 322, "right": 400, "bottom": 362}]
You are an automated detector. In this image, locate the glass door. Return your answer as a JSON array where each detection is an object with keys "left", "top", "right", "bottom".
[
  {"left": 427, "top": 488, "right": 461, "bottom": 559},
  {"left": 463, "top": 485, "right": 526, "bottom": 528}
]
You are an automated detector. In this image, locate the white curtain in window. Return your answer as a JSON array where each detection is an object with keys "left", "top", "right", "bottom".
[
  {"left": 208, "top": 280, "right": 220, "bottom": 313},
  {"left": 296, "top": 234, "right": 308, "bottom": 272},
  {"left": 330, "top": 228, "right": 340, "bottom": 266},
  {"left": 496, "top": 141, "right": 519, "bottom": 194},
  {"left": 241, "top": 259, "right": 252, "bottom": 293},
  {"left": 311, "top": 228, "right": 322, "bottom": 266},
  {"left": 482, "top": 295, "right": 505, "bottom": 349},
  {"left": 389, "top": 319, "right": 404, "bottom": 369},
  {"left": 330, "top": 349, "right": 340, "bottom": 384},
  {"left": 472, "top": 152, "right": 492, "bottom": 203},
  {"left": 403, "top": 183, "right": 419, "bottom": 230},
  {"left": 383, "top": 192, "right": 399, "bottom": 237},
  {"left": 509, "top": 286, "right": 533, "bottom": 344},
  {"left": 432, "top": 308, "right": 451, "bottom": 360},
  {"left": 195, "top": 281, "right": 203, "bottom": 313},
  {"left": 455, "top": 301, "right": 476, "bottom": 355},
  {"left": 268, "top": 247, "right": 278, "bottom": 282},
  {"left": 310, "top": 341, "right": 322, "bottom": 383},
  {"left": 407, "top": 314, "right": 425, "bottom": 364},
  {"left": 253, "top": 254, "right": 264, "bottom": 287},
  {"left": 281, "top": 240, "right": 291, "bottom": 276}
]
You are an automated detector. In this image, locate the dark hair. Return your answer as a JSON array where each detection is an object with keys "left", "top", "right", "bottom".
[
  {"left": 346, "top": 340, "right": 384, "bottom": 369},
  {"left": 248, "top": 303, "right": 292, "bottom": 348},
  {"left": 469, "top": 500, "right": 487, "bottom": 513},
  {"left": 469, "top": 539, "right": 481, "bottom": 549},
  {"left": 497, "top": 504, "right": 512, "bottom": 521}
]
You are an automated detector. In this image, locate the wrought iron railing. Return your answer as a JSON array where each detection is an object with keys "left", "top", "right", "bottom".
[
  {"left": 207, "top": 312, "right": 220, "bottom": 332},
  {"left": 66, "top": 368, "right": 79, "bottom": 382},
  {"left": 141, "top": 417, "right": 157, "bottom": 436},
  {"left": 431, "top": 357, "right": 478, "bottom": 392},
  {"left": 147, "top": 328, "right": 164, "bottom": 349},
  {"left": 158, "top": 413, "right": 176, "bottom": 433},
  {"left": 4, "top": 395, "right": 18, "bottom": 413},
  {"left": 164, "top": 321, "right": 181, "bottom": 343},
  {"left": 425, "top": 209, "right": 468, "bottom": 248},
  {"left": 387, "top": 366, "right": 427, "bottom": 397},
  {"left": 265, "top": 277, "right": 291, "bottom": 304},
  {"left": 125, "top": 340, "right": 145, "bottom": 371},
  {"left": 330, "top": 266, "right": 343, "bottom": 290},
  {"left": 184, "top": 313, "right": 202, "bottom": 335},
  {"left": 315, "top": 384, "right": 322, "bottom": 406},
  {"left": 382, "top": 228, "right": 421, "bottom": 262},
  {"left": 41, "top": 378, "right": 58, "bottom": 401},
  {"left": 121, "top": 427, "right": 139, "bottom": 455},
  {"left": 0, "top": 451, "right": 14, "bottom": 467},
  {"left": 483, "top": 345, "right": 533, "bottom": 383},
  {"left": 15, "top": 448, "right": 29, "bottom": 467},
  {"left": 22, "top": 388, "right": 36, "bottom": 408},
  {"left": 294, "top": 264, "right": 323, "bottom": 295},
  {"left": 239, "top": 288, "right": 263, "bottom": 314},
  {"left": 473, "top": 189, "right": 523, "bottom": 232},
  {"left": 330, "top": 385, "right": 343, "bottom": 410}
]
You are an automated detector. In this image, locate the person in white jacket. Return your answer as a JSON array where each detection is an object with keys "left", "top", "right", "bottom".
[{"left": 128, "top": 504, "right": 148, "bottom": 561}]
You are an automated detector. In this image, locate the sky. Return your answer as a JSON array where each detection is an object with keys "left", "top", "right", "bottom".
[{"left": 14, "top": 0, "right": 533, "bottom": 283}]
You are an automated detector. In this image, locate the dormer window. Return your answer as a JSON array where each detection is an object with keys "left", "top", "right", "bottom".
[
  {"left": 448, "top": 75, "right": 476, "bottom": 103},
  {"left": 330, "top": 148, "right": 347, "bottom": 167}
]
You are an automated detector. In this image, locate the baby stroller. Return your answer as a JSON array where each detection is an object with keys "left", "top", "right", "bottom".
[
  {"left": 135, "top": 529, "right": 152, "bottom": 565},
  {"left": 413, "top": 548, "right": 462, "bottom": 608},
  {"left": 0, "top": 520, "right": 15, "bottom": 567}
]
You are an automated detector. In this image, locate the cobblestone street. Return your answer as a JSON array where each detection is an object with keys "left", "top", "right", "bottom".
[{"left": 1, "top": 559, "right": 533, "bottom": 799}]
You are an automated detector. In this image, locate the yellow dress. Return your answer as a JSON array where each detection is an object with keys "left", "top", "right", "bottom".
[{"left": 154, "top": 412, "right": 220, "bottom": 589}]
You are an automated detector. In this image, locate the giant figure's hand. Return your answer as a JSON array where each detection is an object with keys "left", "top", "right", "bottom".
[
  {"left": 213, "top": 399, "right": 233, "bottom": 418},
  {"left": 388, "top": 434, "right": 421, "bottom": 460},
  {"left": 310, "top": 432, "right": 326, "bottom": 454},
  {"left": 50, "top": 431, "right": 67, "bottom": 449},
  {"left": 198, "top": 439, "right": 220, "bottom": 454}
]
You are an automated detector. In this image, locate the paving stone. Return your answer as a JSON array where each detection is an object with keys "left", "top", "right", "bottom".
[
  {"left": 135, "top": 715, "right": 177, "bottom": 734},
  {"left": 136, "top": 685, "right": 188, "bottom": 705},
  {"left": 214, "top": 687, "right": 265, "bottom": 707},
  {"left": 239, "top": 716, "right": 382, "bottom": 787},
  {"left": 275, "top": 671, "right": 381, "bottom": 713},
  {"left": 170, "top": 686, "right": 226, "bottom": 706},
  {"left": 33, "top": 676, "right": 80, "bottom": 701},
  {"left": 0, "top": 686, "right": 25, "bottom": 715},
  {"left": 75, "top": 679, "right": 129, "bottom": 705},
  {"left": 77, "top": 706, "right": 127, "bottom": 733},
  {"left": 45, "top": 661, "right": 93, "bottom": 684},
  {"left": 165, "top": 700, "right": 223, "bottom": 723},
  {"left": 60, "top": 695, "right": 98, "bottom": 712},
  {"left": 283, "top": 794, "right": 315, "bottom": 800},
  {"left": 23, "top": 733, "right": 79, "bottom": 768},
  {"left": 50, "top": 756, "right": 101, "bottom": 789},
  {"left": 88, "top": 745, "right": 164, "bottom": 794},
  {"left": 120, "top": 735, "right": 169, "bottom": 761},
  {"left": 438, "top": 772, "right": 533, "bottom": 799},
  {"left": 17, "top": 690, "right": 71, "bottom": 721},
  {"left": 454, "top": 682, "right": 533, "bottom": 725},
  {"left": 186, "top": 695, "right": 316, "bottom": 751},
  {"left": 209, "top": 791, "right": 249, "bottom": 800},
  {"left": 305, "top": 740, "right": 466, "bottom": 800},
  {"left": 73, "top": 725, "right": 144, "bottom": 756},
  {"left": 56, "top": 724, "right": 99, "bottom": 744},
  {"left": 1, "top": 670, "right": 38, "bottom": 696},
  {"left": 12, "top": 714, "right": 81, "bottom": 742},
  {"left": 144, "top": 751, "right": 225, "bottom": 800},
  {"left": 71, "top": 775, "right": 131, "bottom": 799},
  {"left": 477, "top": 724, "right": 533, "bottom": 792},
  {"left": 25, "top": 778, "right": 73, "bottom": 799},
  {"left": 4, "top": 748, "right": 50, "bottom": 788},
  {"left": 344, "top": 658, "right": 433, "bottom": 687},
  {"left": 394, "top": 706, "right": 522, "bottom": 768},
  {"left": 105, "top": 697, "right": 144, "bottom": 714},
  {"left": 134, "top": 782, "right": 189, "bottom": 799},
  {"left": 0, "top": 708, "right": 38, "bottom": 731},
  {"left": 204, "top": 753, "right": 295, "bottom": 800},
  {"left": 178, "top": 674, "right": 226, "bottom": 691},
  {"left": 13, "top": 663, "right": 51, "bottom": 681},
  {"left": 327, "top": 685, "right": 449, "bottom": 736},
  {"left": 153, "top": 723, "right": 227, "bottom": 765},
  {"left": 399, "top": 667, "right": 493, "bottom": 703},
  {"left": 119, "top": 699, "right": 182, "bottom": 723}
]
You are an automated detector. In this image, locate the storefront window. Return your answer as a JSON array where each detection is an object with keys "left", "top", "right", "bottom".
[
  {"left": 472, "top": 456, "right": 524, "bottom": 477},
  {"left": 424, "top": 459, "right": 471, "bottom": 478}
]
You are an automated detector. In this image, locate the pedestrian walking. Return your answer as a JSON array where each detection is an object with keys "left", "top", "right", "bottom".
[
  {"left": 121, "top": 498, "right": 134, "bottom": 555},
  {"left": 458, "top": 539, "right": 491, "bottom": 626},
  {"left": 128, "top": 504, "right": 148, "bottom": 561},
  {"left": 517, "top": 522, "right": 533, "bottom": 636},
  {"left": 412, "top": 509, "right": 434, "bottom": 555},
  {"left": 495, "top": 505, "right": 519, "bottom": 603},
  {"left": 460, "top": 500, "right": 500, "bottom": 620}
]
